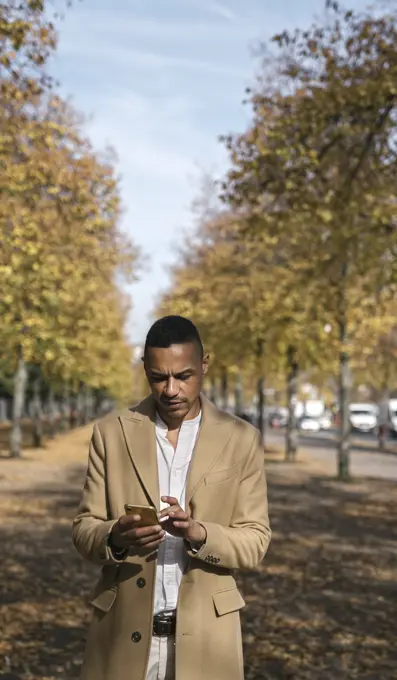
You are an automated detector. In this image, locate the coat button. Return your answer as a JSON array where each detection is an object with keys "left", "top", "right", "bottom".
[
  {"left": 131, "top": 631, "right": 142, "bottom": 643},
  {"left": 137, "top": 578, "right": 146, "bottom": 588}
]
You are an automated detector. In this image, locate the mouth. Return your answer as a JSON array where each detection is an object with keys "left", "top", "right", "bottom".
[{"left": 163, "top": 401, "right": 185, "bottom": 410}]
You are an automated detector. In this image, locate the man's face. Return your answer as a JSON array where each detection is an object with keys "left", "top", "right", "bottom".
[{"left": 144, "top": 343, "right": 208, "bottom": 421}]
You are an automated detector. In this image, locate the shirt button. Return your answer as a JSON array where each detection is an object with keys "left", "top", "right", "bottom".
[
  {"left": 131, "top": 631, "right": 142, "bottom": 643},
  {"left": 137, "top": 578, "right": 146, "bottom": 588}
]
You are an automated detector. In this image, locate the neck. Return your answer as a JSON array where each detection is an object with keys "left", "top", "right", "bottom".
[{"left": 158, "top": 397, "right": 201, "bottom": 430}]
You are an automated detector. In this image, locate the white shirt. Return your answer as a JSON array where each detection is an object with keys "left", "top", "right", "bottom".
[{"left": 154, "top": 411, "right": 201, "bottom": 614}]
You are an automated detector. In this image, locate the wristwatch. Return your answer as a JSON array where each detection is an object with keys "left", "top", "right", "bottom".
[{"left": 189, "top": 540, "right": 205, "bottom": 553}]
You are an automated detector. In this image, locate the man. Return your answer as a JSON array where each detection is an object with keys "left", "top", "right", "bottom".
[{"left": 72, "top": 315, "right": 271, "bottom": 680}]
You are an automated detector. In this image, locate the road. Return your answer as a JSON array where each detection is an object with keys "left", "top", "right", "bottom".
[{"left": 265, "top": 428, "right": 397, "bottom": 480}]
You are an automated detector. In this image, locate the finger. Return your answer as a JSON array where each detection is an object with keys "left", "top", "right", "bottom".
[
  {"left": 123, "top": 524, "right": 163, "bottom": 540},
  {"left": 161, "top": 496, "right": 179, "bottom": 506},
  {"left": 136, "top": 531, "right": 166, "bottom": 546},
  {"left": 168, "top": 509, "right": 188, "bottom": 520},
  {"left": 139, "top": 537, "right": 166, "bottom": 551},
  {"left": 172, "top": 521, "right": 190, "bottom": 529},
  {"left": 158, "top": 506, "right": 180, "bottom": 519},
  {"left": 118, "top": 514, "right": 141, "bottom": 528}
]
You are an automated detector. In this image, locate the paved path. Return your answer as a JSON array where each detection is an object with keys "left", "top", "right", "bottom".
[{"left": 1, "top": 425, "right": 397, "bottom": 679}]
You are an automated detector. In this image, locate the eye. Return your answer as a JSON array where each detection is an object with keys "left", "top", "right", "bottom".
[{"left": 178, "top": 374, "right": 191, "bottom": 381}]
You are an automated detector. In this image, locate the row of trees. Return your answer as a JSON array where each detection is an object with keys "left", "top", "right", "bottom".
[
  {"left": 158, "top": 1, "right": 397, "bottom": 480},
  {"left": 0, "top": 1, "right": 139, "bottom": 455}
]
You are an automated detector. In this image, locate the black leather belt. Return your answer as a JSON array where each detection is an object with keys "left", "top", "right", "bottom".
[{"left": 153, "top": 611, "right": 176, "bottom": 637}]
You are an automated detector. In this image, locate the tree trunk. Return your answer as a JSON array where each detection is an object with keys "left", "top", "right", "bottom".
[
  {"left": 338, "top": 318, "right": 351, "bottom": 481},
  {"left": 285, "top": 345, "right": 299, "bottom": 461},
  {"left": 60, "top": 383, "right": 70, "bottom": 432},
  {"left": 70, "top": 392, "right": 78, "bottom": 429},
  {"left": 87, "top": 386, "right": 94, "bottom": 422},
  {"left": 32, "top": 376, "right": 43, "bottom": 448},
  {"left": 210, "top": 376, "right": 218, "bottom": 406},
  {"left": 93, "top": 389, "right": 102, "bottom": 418},
  {"left": 257, "top": 376, "right": 265, "bottom": 443},
  {"left": 256, "top": 339, "right": 266, "bottom": 444},
  {"left": 221, "top": 368, "right": 229, "bottom": 412},
  {"left": 234, "top": 373, "right": 243, "bottom": 415},
  {"left": 76, "top": 385, "right": 84, "bottom": 426},
  {"left": 10, "top": 351, "right": 28, "bottom": 458},
  {"left": 47, "top": 387, "right": 57, "bottom": 439},
  {"left": 378, "top": 382, "right": 389, "bottom": 452},
  {"left": 82, "top": 385, "right": 93, "bottom": 425},
  {"left": 0, "top": 399, "right": 7, "bottom": 422}
]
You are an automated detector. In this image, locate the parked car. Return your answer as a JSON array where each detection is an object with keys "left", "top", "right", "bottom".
[
  {"left": 299, "top": 417, "right": 321, "bottom": 433},
  {"left": 318, "top": 413, "right": 333, "bottom": 430},
  {"left": 349, "top": 403, "right": 378, "bottom": 433},
  {"left": 378, "top": 398, "right": 397, "bottom": 438},
  {"left": 388, "top": 400, "right": 397, "bottom": 438},
  {"left": 269, "top": 409, "right": 288, "bottom": 428}
]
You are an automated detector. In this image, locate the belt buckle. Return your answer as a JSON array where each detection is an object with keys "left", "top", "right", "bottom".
[
  {"left": 157, "top": 620, "right": 172, "bottom": 637},
  {"left": 153, "top": 612, "right": 176, "bottom": 637}
]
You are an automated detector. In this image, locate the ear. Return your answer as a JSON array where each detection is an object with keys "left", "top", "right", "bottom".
[{"left": 202, "top": 353, "right": 210, "bottom": 374}]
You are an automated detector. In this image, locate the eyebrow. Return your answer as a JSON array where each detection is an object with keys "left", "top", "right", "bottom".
[{"left": 150, "top": 368, "right": 195, "bottom": 377}]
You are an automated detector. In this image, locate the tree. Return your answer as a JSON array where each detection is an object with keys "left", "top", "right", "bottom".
[
  {"left": 158, "top": 208, "right": 336, "bottom": 455},
  {"left": 222, "top": 1, "right": 397, "bottom": 479},
  {"left": 1, "top": 95, "right": 139, "bottom": 454},
  {"left": 1, "top": 0, "right": 58, "bottom": 454},
  {"left": 1, "top": 5, "right": 139, "bottom": 454}
]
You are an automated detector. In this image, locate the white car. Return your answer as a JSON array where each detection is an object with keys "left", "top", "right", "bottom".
[
  {"left": 299, "top": 417, "right": 321, "bottom": 432},
  {"left": 319, "top": 414, "right": 332, "bottom": 430},
  {"left": 390, "top": 413, "right": 397, "bottom": 437},
  {"left": 349, "top": 403, "right": 378, "bottom": 433}
]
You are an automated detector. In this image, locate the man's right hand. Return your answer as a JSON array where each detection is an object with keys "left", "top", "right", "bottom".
[{"left": 110, "top": 514, "right": 165, "bottom": 552}]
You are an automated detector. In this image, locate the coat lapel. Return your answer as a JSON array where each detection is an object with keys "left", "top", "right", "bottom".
[
  {"left": 119, "top": 396, "right": 160, "bottom": 509},
  {"left": 186, "top": 394, "right": 234, "bottom": 510},
  {"left": 119, "top": 394, "right": 234, "bottom": 512}
]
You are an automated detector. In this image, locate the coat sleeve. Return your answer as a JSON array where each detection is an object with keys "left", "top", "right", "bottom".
[
  {"left": 188, "top": 429, "right": 271, "bottom": 570},
  {"left": 72, "top": 424, "right": 127, "bottom": 565}
]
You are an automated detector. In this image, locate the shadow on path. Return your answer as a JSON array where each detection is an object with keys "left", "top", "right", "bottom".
[
  {"left": 240, "top": 474, "right": 397, "bottom": 679},
  {"left": 0, "top": 465, "right": 93, "bottom": 679},
  {"left": 1, "top": 465, "right": 396, "bottom": 679}
]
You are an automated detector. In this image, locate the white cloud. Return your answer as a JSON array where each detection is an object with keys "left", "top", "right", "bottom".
[
  {"left": 58, "top": 40, "right": 248, "bottom": 78},
  {"left": 51, "top": 0, "right": 253, "bottom": 340},
  {"left": 206, "top": 2, "right": 238, "bottom": 22},
  {"left": 78, "top": 86, "right": 228, "bottom": 340},
  {"left": 69, "top": 95, "right": 190, "bottom": 217},
  {"left": 58, "top": 11, "right": 250, "bottom": 42},
  {"left": 83, "top": 89, "right": 225, "bottom": 220}
]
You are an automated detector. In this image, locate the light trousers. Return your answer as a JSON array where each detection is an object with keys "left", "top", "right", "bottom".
[{"left": 146, "top": 636, "right": 175, "bottom": 680}]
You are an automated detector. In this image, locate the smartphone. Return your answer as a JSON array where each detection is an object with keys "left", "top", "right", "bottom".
[{"left": 124, "top": 503, "right": 159, "bottom": 527}]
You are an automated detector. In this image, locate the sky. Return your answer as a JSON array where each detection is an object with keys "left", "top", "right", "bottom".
[{"left": 50, "top": 0, "right": 368, "bottom": 343}]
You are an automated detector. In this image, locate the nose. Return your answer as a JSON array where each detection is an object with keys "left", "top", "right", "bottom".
[{"left": 164, "top": 377, "right": 179, "bottom": 399}]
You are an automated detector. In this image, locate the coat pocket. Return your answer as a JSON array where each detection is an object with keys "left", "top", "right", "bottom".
[
  {"left": 212, "top": 587, "right": 246, "bottom": 617},
  {"left": 88, "top": 566, "right": 119, "bottom": 612},
  {"left": 89, "top": 587, "right": 117, "bottom": 612}
]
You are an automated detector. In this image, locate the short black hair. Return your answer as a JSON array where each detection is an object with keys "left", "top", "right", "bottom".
[{"left": 144, "top": 315, "right": 204, "bottom": 359}]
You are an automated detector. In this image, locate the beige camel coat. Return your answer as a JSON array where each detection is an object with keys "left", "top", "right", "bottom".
[{"left": 72, "top": 394, "right": 271, "bottom": 680}]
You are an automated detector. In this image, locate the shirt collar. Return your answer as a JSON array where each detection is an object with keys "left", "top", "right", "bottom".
[{"left": 156, "top": 410, "right": 202, "bottom": 431}]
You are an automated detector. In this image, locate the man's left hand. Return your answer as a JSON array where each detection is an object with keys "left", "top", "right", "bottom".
[{"left": 158, "top": 496, "right": 206, "bottom": 546}]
